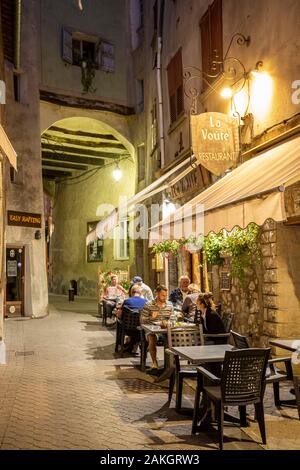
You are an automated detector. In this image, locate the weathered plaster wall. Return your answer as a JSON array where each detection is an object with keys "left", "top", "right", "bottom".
[
  {"left": 4, "top": 0, "right": 48, "bottom": 318},
  {"left": 40, "top": 0, "right": 132, "bottom": 106},
  {"left": 50, "top": 153, "right": 135, "bottom": 298}
]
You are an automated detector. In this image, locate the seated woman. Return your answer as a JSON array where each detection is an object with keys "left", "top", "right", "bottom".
[
  {"left": 181, "top": 283, "right": 201, "bottom": 322},
  {"left": 103, "top": 274, "right": 127, "bottom": 318},
  {"left": 195, "top": 293, "right": 226, "bottom": 340}
]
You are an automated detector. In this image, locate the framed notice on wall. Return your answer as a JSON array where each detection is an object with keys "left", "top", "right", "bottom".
[
  {"left": 87, "top": 221, "right": 104, "bottom": 263},
  {"left": 220, "top": 271, "right": 231, "bottom": 291}
]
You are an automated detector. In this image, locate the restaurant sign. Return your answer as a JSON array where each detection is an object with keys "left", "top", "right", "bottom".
[
  {"left": 7, "top": 211, "right": 42, "bottom": 228},
  {"left": 191, "top": 112, "right": 240, "bottom": 176}
]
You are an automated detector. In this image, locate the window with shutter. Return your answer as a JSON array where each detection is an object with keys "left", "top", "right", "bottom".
[
  {"left": 167, "top": 48, "right": 184, "bottom": 124},
  {"left": 1, "top": 0, "right": 15, "bottom": 64},
  {"left": 200, "top": 0, "right": 223, "bottom": 92}
]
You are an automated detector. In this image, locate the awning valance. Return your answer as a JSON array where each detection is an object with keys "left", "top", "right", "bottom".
[
  {"left": 0, "top": 125, "right": 17, "bottom": 169},
  {"left": 149, "top": 136, "right": 300, "bottom": 245},
  {"left": 86, "top": 154, "right": 198, "bottom": 245}
]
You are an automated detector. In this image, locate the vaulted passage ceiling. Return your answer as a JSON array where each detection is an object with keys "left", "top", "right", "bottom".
[{"left": 41, "top": 118, "right": 130, "bottom": 180}]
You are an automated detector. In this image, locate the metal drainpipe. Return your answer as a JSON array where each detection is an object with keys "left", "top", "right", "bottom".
[
  {"left": 14, "top": 0, "right": 22, "bottom": 71},
  {"left": 156, "top": 0, "right": 165, "bottom": 169}
]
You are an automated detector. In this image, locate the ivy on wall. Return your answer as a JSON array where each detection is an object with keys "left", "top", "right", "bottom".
[{"left": 151, "top": 224, "right": 261, "bottom": 283}]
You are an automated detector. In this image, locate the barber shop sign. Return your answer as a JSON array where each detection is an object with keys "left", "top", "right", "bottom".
[{"left": 190, "top": 112, "right": 240, "bottom": 176}]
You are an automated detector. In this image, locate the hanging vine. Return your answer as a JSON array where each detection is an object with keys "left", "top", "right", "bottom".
[{"left": 151, "top": 223, "right": 261, "bottom": 283}]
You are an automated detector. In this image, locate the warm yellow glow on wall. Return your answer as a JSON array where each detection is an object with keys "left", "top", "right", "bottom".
[
  {"left": 250, "top": 72, "right": 273, "bottom": 120},
  {"left": 231, "top": 88, "right": 249, "bottom": 117},
  {"left": 220, "top": 87, "right": 233, "bottom": 99}
]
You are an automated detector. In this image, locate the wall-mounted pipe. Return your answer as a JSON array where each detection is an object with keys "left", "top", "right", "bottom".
[
  {"left": 156, "top": 0, "right": 165, "bottom": 168},
  {"left": 14, "top": 0, "right": 22, "bottom": 70}
]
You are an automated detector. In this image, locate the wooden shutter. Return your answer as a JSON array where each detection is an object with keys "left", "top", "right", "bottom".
[
  {"left": 62, "top": 28, "right": 73, "bottom": 63},
  {"left": 167, "top": 48, "right": 183, "bottom": 124},
  {"left": 99, "top": 41, "right": 115, "bottom": 72},
  {"left": 1, "top": 0, "right": 15, "bottom": 63},
  {"left": 210, "top": 0, "right": 223, "bottom": 74},
  {"left": 200, "top": 10, "right": 210, "bottom": 91},
  {"left": 175, "top": 50, "right": 183, "bottom": 116},
  {"left": 200, "top": 0, "right": 223, "bottom": 91}
]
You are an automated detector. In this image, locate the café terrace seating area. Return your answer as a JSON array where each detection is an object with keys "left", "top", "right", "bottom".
[{"left": 100, "top": 298, "right": 300, "bottom": 450}]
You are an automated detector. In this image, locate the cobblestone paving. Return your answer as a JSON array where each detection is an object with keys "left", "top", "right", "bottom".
[{"left": 0, "top": 295, "right": 298, "bottom": 450}]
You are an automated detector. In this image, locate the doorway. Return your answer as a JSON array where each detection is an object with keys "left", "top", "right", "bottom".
[{"left": 5, "top": 246, "right": 25, "bottom": 317}]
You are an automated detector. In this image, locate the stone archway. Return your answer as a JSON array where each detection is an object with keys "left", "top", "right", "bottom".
[{"left": 40, "top": 113, "right": 136, "bottom": 297}]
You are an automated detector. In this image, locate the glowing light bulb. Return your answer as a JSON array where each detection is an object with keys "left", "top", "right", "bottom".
[
  {"left": 112, "top": 164, "right": 122, "bottom": 182},
  {"left": 221, "top": 87, "right": 233, "bottom": 99}
]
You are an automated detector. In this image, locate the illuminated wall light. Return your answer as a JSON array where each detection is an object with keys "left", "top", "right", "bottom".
[
  {"left": 112, "top": 163, "right": 122, "bottom": 182},
  {"left": 221, "top": 87, "right": 233, "bottom": 99},
  {"left": 250, "top": 72, "right": 273, "bottom": 120},
  {"left": 231, "top": 88, "right": 249, "bottom": 117},
  {"left": 163, "top": 199, "right": 176, "bottom": 218}
]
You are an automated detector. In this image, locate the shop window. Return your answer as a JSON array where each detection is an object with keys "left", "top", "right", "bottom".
[
  {"left": 200, "top": 0, "right": 223, "bottom": 92},
  {"left": 114, "top": 219, "right": 130, "bottom": 260},
  {"left": 167, "top": 48, "right": 184, "bottom": 124}
]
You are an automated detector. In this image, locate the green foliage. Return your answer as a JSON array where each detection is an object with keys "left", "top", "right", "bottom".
[
  {"left": 203, "top": 232, "right": 224, "bottom": 266},
  {"left": 81, "top": 59, "right": 97, "bottom": 94},
  {"left": 151, "top": 224, "right": 261, "bottom": 283},
  {"left": 225, "top": 224, "right": 261, "bottom": 283},
  {"left": 152, "top": 239, "right": 184, "bottom": 256}
]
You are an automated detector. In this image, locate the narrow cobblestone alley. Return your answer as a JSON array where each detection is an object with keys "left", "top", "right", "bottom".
[{"left": 0, "top": 296, "right": 299, "bottom": 451}]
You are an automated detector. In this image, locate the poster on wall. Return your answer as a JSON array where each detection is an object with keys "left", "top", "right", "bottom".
[{"left": 87, "top": 221, "right": 104, "bottom": 262}]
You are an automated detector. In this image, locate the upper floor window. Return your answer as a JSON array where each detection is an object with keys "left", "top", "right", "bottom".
[
  {"left": 114, "top": 219, "right": 130, "bottom": 260},
  {"left": 62, "top": 28, "right": 115, "bottom": 73},
  {"left": 167, "top": 48, "right": 184, "bottom": 125},
  {"left": 200, "top": 0, "right": 223, "bottom": 92}
]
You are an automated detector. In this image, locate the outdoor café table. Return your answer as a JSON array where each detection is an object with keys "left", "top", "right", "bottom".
[
  {"left": 140, "top": 323, "right": 197, "bottom": 382},
  {"left": 169, "top": 344, "right": 237, "bottom": 430},
  {"left": 269, "top": 338, "right": 300, "bottom": 412}
]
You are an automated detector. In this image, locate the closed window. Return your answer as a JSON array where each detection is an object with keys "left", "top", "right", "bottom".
[
  {"left": 200, "top": 0, "right": 223, "bottom": 92},
  {"left": 114, "top": 219, "right": 130, "bottom": 260},
  {"left": 167, "top": 48, "right": 184, "bottom": 124}
]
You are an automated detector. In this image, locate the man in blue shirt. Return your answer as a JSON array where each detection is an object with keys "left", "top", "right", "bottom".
[{"left": 122, "top": 285, "right": 147, "bottom": 353}]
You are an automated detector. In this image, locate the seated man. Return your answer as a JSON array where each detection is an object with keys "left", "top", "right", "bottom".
[
  {"left": 140, "top": 285, "right": 173, "bottom": 370},
  {"left": 121, "top": 285, "right": 147, "bottom": 353},
  {"left": 169, "top": 275, "right": 190, "bottom": 311},
  {"left": 131, "top": 276, "right": 154, "bottom": 303}
]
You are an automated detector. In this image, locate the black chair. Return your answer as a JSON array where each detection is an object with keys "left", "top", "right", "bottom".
[
  {"left": 166, "top": 325, "right": 203, "bottom": 411},
  {"left": 115, "top": 307, "right": 140, "bottom": 357},
  {"left": 193, "top": 348, "right": 270, "bottom": 450},
  {"left": 231, "top": 330, "right": 299, "bottom": 416},
  {"left": 221, "top": 313, "right": 234, "bottom": 333}
]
